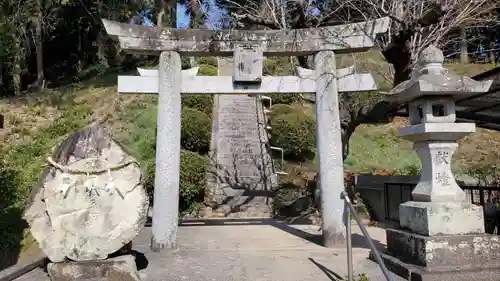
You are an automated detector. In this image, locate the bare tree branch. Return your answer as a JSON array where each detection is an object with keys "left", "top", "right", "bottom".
[
  {"left": 199, "top": 0, "right": 500, "bottom": 160},
  {"left": 230, "top": 12, "right": 280, "bottom": 28}
]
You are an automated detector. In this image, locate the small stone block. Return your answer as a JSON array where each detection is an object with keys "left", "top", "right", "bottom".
[
  {"left": 399, "top": 201, "right": 484, "bottom": 236},
  {"left": 386, "top": 228, "right": 500, "bottom": 268},
  {"left": 233, "top": 44, "right": 263, "bottom": 83},
  {"left": 47, "top": 255, "right": 142, "bottom": 281}
]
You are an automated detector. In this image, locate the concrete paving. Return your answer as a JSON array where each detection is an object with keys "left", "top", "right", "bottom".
[{"left": 12, "top": 219, "right": 403, "bottom": 281}]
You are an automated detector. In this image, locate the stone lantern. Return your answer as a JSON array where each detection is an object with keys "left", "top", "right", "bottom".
[{"left": 380, "top": 45, "right": 500, "bottom": 280}]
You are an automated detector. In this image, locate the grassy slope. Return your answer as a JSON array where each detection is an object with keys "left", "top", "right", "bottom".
[
  {"left": 0, "top": 53, "right": 498, "bottom": 265},
  {"left": 343, "top": 53, "right": 500, "bottom": 174},
  {"left": 0, "top": 74, "right": 159, "bottom": 268},
  {"left": 275, "top": 52, "right": 499, "bottom": 182}
]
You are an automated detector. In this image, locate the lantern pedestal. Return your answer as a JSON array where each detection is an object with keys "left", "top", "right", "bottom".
[
  {"left": 377, "top": 122, "right": 500, "bottom": 281},
  {"left": 379, "top": 233, "right": 500, "bottom": 281},
  {"left": 374, "top": 45, "right": 500, "bottom": 281}
]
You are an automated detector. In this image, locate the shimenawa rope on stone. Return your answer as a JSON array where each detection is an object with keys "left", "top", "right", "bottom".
[{"left": 46, "top": 156, "right": 138, "bottom": 175}]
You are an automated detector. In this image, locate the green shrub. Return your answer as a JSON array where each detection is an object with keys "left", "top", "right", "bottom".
[
  {"left": 199, "top": 65, "right": 218, "bottom": 76},
  {"left": 0, "top": 163, "right": 26, "bottom": 270},
  {"left": 269, "top": 93, "right": 301, "bottom": 105},
  {"left": 182, "top": 95, "right": 213, "bottom": 116},
  {"left": 181, "top": 107, "right": 211, "bottom": 154},
  {"left": 268, "top": 104, "right": 303, "bottom": 120},
  {"left": 0, "top": 206, "right": 25, "bottom": 270},
  {"left": 140, "top": 148, "right": 208, "bottom": 215},
  {"left": 270, "top": 112, "right": 316, "bottom": 161},
  {"left": 463, "top": 164, "right": 500, "bottom": 185},
  {"left": 197, "top": 57, "right": 218, "bottom": 67},
  {"left": 0, "top": 165, "right": 22, "bottom": 211},
  {"left": 392, "top": 163, "right": 422, "bottom": 176},
  {"left": 263, "top": 57, "right": 293, "bottom": 76},
  {"left": 273, "top": 181, "right": 311, "bottom": 217},
  {"left": 179, "top": 150, "right": 208, "bottom": 213},
  {"left": 134, "top": 132, "right": 157, "bottom": 203}
]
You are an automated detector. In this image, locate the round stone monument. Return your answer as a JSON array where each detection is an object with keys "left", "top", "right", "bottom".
[{"left": 24, "top": 122, "right": 149, "bottom": 262}]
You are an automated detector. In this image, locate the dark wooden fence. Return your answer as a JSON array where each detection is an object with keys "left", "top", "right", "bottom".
[
  {"left": 462, "top": 185, "right": 500, "bottom": 206},
  {"left": 354, "top": 175, "right": 500, "bottom": 222}
]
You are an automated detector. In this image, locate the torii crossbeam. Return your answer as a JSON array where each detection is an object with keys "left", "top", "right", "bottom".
[
  {"left": 102, "top": 17, "right": 390, "bottom": 56},
  {"left": 118, "top": 66, "right": 377, "bottom": 94}
]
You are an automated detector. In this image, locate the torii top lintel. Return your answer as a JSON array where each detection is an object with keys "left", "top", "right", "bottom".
[{"left": 101, "top": 17, "right": 390, "bottom": 56}]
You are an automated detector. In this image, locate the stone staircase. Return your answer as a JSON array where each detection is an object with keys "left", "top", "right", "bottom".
[{"left": 204, "top": 57, "right": 279, "bottom": 218}]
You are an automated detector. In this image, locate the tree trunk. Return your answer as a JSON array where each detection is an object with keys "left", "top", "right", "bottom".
[
  {"left": 12, "top": 61, "right": 22, "bottom": 96},
  {"left": 77, "top": 28, "right": 82, "bottom": 72},
  {"left": 170, "top": 0, "right": 176, "bottom": 27},
  {"left": 382, "top": 41, "right": 413, "bottom": 86},
  {"left": 157, "top": 9, "right": 165, "bottom": 28},
  {"left": 156, "top": 0, "right": 171, "bottom": 28},
  {"left": 95, "top": 0, "right": 108, "bottom": 68},
  {"left": 186, "top": 0, "right": 201, "bottom": 67},
  {"left": 279, "top": 0, "right": 287, "bottom": 28},
  {"left": 32, "top": 0, "right": 44, "bottom": 92},
  {"left": 490, "top": 41, "right": 496, "bottom": 63},
  {"left": 12, "top": 37, "right": 22, "bottom": 96},
  {"left": 460, "top": 25, "right": 469, "bottom": 64},
  {"left": 96, "top": 31, "right": 107, "bottom": 67}
]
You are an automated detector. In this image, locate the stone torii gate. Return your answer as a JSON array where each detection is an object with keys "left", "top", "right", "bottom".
[{"left": 102, "top": 17, "right": 390, "bottom": 251}]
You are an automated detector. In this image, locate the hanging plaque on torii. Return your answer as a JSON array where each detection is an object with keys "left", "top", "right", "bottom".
[{"left": 233, "top": 44, "right": 263, "bottom": 84}]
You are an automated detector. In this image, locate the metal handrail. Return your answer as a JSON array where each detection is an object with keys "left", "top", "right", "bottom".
[
  {"left": 341, "top": 191, "right": 393, "bottom": 281},
  {"left": 257, "top": 96, "right": 286, "bottom": 176},
  {"left": 260, "top": 95, "right": 272, "bottom": 110}
]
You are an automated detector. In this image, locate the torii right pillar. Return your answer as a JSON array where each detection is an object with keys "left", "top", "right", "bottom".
[{"left": 379, "top": 45, "right": 500, "bottom": 281}]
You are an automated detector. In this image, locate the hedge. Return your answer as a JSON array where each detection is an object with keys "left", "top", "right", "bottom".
[
  {"left": 179, "top": 150, "right": 208, "bottom": 213},
  {"left": 269, "top": 111, "right": 316, "bottom": 161},
  {"left": 181, "top": 107, "right": 211, "bottom": 154},
  {"left": 182, "top": 95, "right": 213, "bottom": 116}
]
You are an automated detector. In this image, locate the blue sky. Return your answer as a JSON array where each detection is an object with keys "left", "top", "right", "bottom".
[
  {"left": 176, "top": 3, "right": 190, "bottom": 28},
  {"left": 129, "top": 4, "right": 192, "bottom": 28},
  {"left": 177, "top": 0, "right": 228, "bottom": 29},
  {"left": 177, "top": 2, "right": 319, "bottom": 28},
  {"left": 135, "top": 2, "right": 319, "bottom": 29}
]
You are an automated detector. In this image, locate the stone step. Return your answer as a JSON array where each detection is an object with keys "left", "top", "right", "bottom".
[{"left": 205, "top": 58, "right": 278, "bottom": 218}]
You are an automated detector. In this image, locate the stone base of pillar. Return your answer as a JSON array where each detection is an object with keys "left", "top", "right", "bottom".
[
  {"left": 377, "top": 249, "right": 500, "bottom": 281},
  {"left": 399, "top": 201, "right": 485, "bottom": 235},
  {"left": 47, "top": 255, "right": 144, "bottom": 281},
  {"left": 385, "top": 228, "right": 500, "bottom": 267},
  {"left": 376, "top": 200, "right": 500, "bottom": 281}
]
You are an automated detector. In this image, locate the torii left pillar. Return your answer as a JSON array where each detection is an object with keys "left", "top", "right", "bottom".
[
  {"left": 150, "top": 51, "right": 182, "bottom": 251},
  {"left": 314, "top": 51, "right": 346, "bottom": 247}
]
